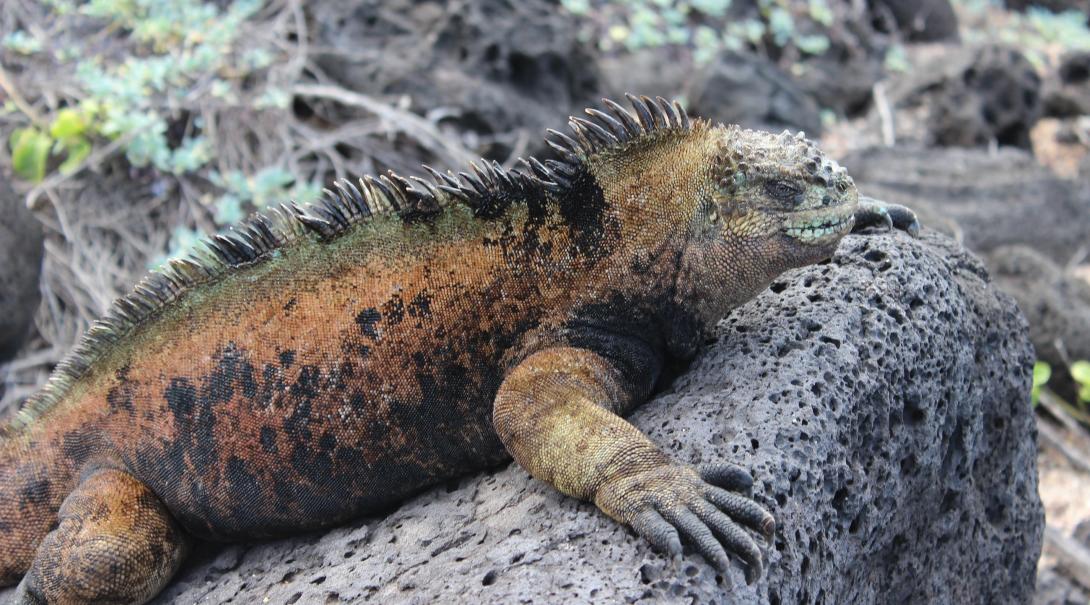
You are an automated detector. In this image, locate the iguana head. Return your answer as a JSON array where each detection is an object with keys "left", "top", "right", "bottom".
[
  {"left": 535, "top": 96, "right": 917, "bottom": 356},
  {"left": 663, "top": 125, "right": 870, "bottom": 354},
  {"left": 710, "top": 127, "right": 858, "bottom": 267}
]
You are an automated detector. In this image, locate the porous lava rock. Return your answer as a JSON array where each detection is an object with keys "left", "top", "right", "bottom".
[
  {"left": 129, "top": 231, "right": 1041, "bottom": 605},
  {"left": 886, "top": 45, "right": 1042, "bottom": 149},
  {"left": 1044, "top": 50, "right": 1090, "bottom": 118},
  {"left": 927, "top": 45, "right": 1042, "bottom": 148}
]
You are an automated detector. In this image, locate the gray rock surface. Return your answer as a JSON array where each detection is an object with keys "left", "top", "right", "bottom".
[
  {"left": 688, "top": 50, "right": 823, "bottom": 137},
  {"left": 843, "top": 145, "right": 1090, "bottom": 264},
  {"left": 0, "top": 174, "right": 42, "bottom": 363},
  {"left": 125, "top": 231, "right": 1042, "bottom": 604}
]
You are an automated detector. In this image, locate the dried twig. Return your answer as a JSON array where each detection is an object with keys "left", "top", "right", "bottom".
[
  {"left": 872, "top": 82, "right": 896, "bottom": 147},
  {"left": 1044, "top": 525, "right": 1090, "bottom": 590},
  {"left": 0, "top": 63, "right": 45, "bottom": 126},
  {"left": 1037, "top": 417, "right": 1090, "bottom": 475},
  {"left": 292, "top": 83, "right": 477, "bottom": 168}
]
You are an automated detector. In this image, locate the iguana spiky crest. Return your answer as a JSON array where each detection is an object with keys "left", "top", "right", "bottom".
[{"left": 2, "top": 94, "right": 692, "bottom": 437}]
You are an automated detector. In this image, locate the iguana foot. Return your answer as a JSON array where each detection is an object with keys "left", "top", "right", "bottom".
[
  {"left": 596, "top": 461, "right": 773, "bottom": 584},
  {"left": 16, "top": 468, "right": 188, "bottom": 605},
  {"left": 854, "top": 196, "right": 921, "bottom": 238}
]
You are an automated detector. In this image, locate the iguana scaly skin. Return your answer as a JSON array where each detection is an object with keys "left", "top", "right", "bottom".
[{"left": 0, "top": 95, "right": 919, "bottom": 604}]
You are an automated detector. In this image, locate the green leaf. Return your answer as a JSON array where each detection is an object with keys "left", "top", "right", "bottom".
[
  {"left": 1031, "top": 360, "right": 1051, "bottom": 406},
  {"left": 58, "top": 138, "right": 92, "bottom": 174},
  {"left": 1034, "top": 361, "right": 1052, "bottom": 387},
  {"left": 796, "top": 34, "right": 830, "bottom": 55},
  {"left": 1070, "top": 360, "right": 1090, "bottom": 384},
  {"left": 10, "top": 128, "right": 52, "bottom": 182},
  {"left": 49, "top": 108, "right": 87, "bottom": 140}
]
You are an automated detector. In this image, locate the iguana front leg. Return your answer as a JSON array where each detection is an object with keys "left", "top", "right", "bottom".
[{"left": 493, "top": 346, "right": 774, "bottom": 582}]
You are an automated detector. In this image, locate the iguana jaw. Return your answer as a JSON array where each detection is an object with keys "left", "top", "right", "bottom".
[{"left": 781, "top": 206, "right": 856, "bottom": 245}]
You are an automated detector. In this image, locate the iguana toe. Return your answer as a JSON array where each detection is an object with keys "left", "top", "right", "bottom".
[
  {"left": 699, "top": 462, "right": 754, "bottom": 492},
  {"left": 855, "top": 196, "right": 921, "bottom": 237}
]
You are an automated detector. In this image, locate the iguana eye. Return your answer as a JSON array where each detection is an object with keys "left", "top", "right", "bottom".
[{"left": 764, "top": 180, "right": 801, "bottom": 201}]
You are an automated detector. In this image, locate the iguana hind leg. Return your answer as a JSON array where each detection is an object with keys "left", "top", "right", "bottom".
[
  {"left": 493, "top": 346, "right": 774, "bottom": 582},
  {"left": 13, "top": 468, "right": 187, "bottom": 605}
]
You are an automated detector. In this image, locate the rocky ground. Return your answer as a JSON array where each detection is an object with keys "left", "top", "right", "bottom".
[{"left": 1, "top": 0, "right": 1089, "bottom": 602}]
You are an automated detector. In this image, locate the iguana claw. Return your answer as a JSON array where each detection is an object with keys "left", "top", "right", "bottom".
[{"left": 854, "top": 197, "right": 921, "bottom": 238}]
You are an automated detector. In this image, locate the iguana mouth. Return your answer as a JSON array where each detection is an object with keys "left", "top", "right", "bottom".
[{"left": 782, "top": 209, "right": 855, "bottom": 243}]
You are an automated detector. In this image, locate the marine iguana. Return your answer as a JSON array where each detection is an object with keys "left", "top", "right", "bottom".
[{"left": 0, "top": 95, "right": 919, "bottom": 604}]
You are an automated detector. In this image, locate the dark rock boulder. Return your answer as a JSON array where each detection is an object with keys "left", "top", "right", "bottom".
[
  {"left": 885, "top": 45, "right": 1042, "bottom": 149},
  {"left": 869, "top": 0, "right": 960, "bottom": 42},
  {"left": 986, "top": 245, "right": 1090, "bottom": 402},
  {"left": 1044, "top": 50, "right": 1090, "bottom": 118},
  {"left": 843, "top": 145, "right": 1090, "bottom": 264},
  {"left": 688, "top": 50, "right": 823, "bottom": 137},
  {"left": 794, "top": 52, "right": 884, "bottom": 120},
  {"left": 927, "top": 45, "right": 1042, "bottom": 148},
  {"left": 137, "top": 231, "right": 1040, "bottom": 604},
  {"left": 0, "top": 173, "right": 43, "bottom": 363},
  {"left": 308, "top": 0, "right": 602, "bottom": 161}
]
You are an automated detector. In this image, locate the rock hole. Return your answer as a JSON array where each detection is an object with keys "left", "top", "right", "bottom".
[
  {"left": 832, "top": 487, "right": 849, "bottom": 512},
  {"left": 849, "top": 509, "right": 865, "bottom": 534},
  {"left": 941, "top": 489, "right": 959, "bottom": 513},
  {"left": 819, "top": 335, "right": 841, "bottom": 348},
  {"left": 286, "top": 594, "right": 302, "bottom": 605},
  {"left": 904, "top": 396, "right": 926, "bottom": 425},
  {"left": 311, "top": 575, "right": 326, "bottom": 585},
  {"left": 482, "top": 570, "right": 498, "bottom": 586},
  {"left": 770, "top": 281, "right": 788, "bottom": 294},
  {"left": 863, "top": 250, "right": 888, "bottom": 263}
]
